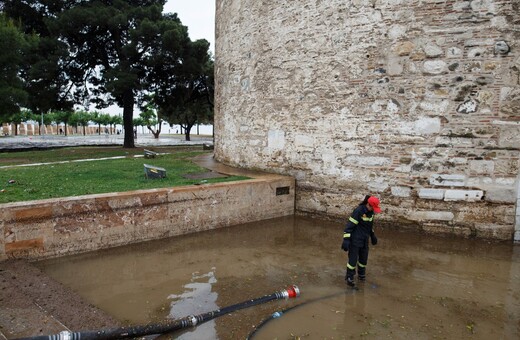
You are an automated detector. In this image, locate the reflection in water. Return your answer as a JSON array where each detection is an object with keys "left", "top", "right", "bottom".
[
  {"left": 36, "top": 216, "right": 520, "bottom": 339},
  {"left": 167, "top": 270, "right": 218, "bottom": 340}
]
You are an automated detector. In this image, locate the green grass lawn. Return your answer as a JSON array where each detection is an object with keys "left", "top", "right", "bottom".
[
  {"left": 0, "top": 147, "right": 248, "bottom": 204},
  {"left": 0, "top": 146, "right": 201, "bottom": 166}
]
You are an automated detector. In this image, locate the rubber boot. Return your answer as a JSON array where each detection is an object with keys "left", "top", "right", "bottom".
[
  {"left": 345, "top": 269, "right": 356, "bottom": 288},
  {"left": 358, "top": 265, "right": 366, "bottom": 282}
]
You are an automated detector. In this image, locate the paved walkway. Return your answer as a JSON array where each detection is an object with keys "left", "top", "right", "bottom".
[
  {"left": 0, "top": 134, "right": 213, "bottom": 151},
  {"left": 193, "top": 153, "right": 282, "bottom": 179}
]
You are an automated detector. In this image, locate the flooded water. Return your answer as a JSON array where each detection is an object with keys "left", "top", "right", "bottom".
[{"left": 36, "top": 216, "right": 520, "bottom": 339}]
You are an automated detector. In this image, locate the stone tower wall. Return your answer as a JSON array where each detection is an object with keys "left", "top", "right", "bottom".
[{"left": 215, "top": 0, "right": 520, "bottom": 240}]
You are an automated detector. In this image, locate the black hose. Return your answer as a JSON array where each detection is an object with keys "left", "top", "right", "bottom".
[
  {"left": 246, "top": 290, "right": 349, "bottom": 339},
  {"left": 14, "top": 286, "right": 300, "bottom": 340}
]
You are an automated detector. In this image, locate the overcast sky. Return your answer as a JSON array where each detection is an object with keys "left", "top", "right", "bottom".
[{"left": 163, "top": 0, "right": 215, "bottom": 54}]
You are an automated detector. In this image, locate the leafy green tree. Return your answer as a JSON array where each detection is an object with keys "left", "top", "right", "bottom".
[
  {"left": 0, "top": 14, "right": 32, "bottom": 121},
  {"left": 70, "top": 110, "right": 92, "bottom": 136},
  {"left": 30, "top": 111, "right": 54, "bottom": 135},
  {"left": 53, "top": 110, "right": 74, "bottom": 136},
  {"left": 139, "top": 104, "right": 161, "bottom": 138},
  {"left": 109, "top": 115, "right": 123, "bottom": 135},
  {"left": 46, "top": 1, "right": 188, "bottom": 148},
  {"left": 2, "top": 2, "right": 74, "bottom": 117},
  {"left": 90, "top": 111, "right": 112, "bottom": 135},
  {"left": 151, "top": 39, "right": 214, "bottom": 141},
  {"left": 132, "top": 117, "right": 144, "bottom": 137},
  {"left": 6, "top": 109, "right": 33, "bottom": 136},
  {"left": 3, "top": 1, "right": 207, "bottom": 145}
]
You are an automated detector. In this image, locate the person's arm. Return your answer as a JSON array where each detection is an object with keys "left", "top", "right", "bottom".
[
  {"left": 370, "top": 222, "right": 378, "bottom": 245},
  {"left": 370, "top": 230, "right": 378, "bottom": 245}
]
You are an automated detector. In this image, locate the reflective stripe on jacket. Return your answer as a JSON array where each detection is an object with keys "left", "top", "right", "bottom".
[{"left": 343, "top": 205, "right": 375, "bottom": 247}]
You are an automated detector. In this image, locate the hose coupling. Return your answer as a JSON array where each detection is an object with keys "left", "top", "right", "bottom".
[
  {"left": 49, "top": 331, "right": 72, "bottom": 340},
  {"left": 279, "top": 285, "right": 300, "bottom": 299},
  {"left": 187, "top": 315, "right": 198, "bottom": 327}
]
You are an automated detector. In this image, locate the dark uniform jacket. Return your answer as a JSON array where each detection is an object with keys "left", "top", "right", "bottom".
[{"left": 343, "top": 205, "right": 375, "bottom": 247}]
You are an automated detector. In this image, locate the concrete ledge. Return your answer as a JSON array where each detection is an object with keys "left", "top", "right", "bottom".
[{"left": 0, "top": 176, "right": 295, "bottom": 260}]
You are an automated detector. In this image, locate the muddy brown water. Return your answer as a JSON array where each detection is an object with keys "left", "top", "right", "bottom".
[{"left": 36, "top": 216, "right": 520, "bottom": 339}]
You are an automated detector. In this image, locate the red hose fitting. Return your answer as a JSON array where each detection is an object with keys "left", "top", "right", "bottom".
[{"left": 285, "top": 285, "right": 300, "bottom": 299}]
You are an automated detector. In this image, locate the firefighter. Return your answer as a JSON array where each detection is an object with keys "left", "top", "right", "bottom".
[{"left": 341, "top": 195, "right": 381, "bottom": 288}]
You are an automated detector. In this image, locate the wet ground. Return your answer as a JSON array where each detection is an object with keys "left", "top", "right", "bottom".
[
  {"left": 35, "top": 215, "right": 520, "bottom": 339},
  {"left": 0, "top": 260, "right": 120, "bottom": 339}
]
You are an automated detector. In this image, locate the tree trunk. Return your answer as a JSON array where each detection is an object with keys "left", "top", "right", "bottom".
[
  {"left": 123, "top": 89, "right": 135, "bottom": 148},
  {"left": 184, "top": 123, "right": 194, "bottom": 141}
]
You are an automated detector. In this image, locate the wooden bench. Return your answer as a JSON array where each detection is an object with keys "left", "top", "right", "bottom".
[{"left": 144, "top": 149, "right": 158, "bottom": 159}]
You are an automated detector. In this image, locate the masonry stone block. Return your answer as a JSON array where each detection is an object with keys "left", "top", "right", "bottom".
[
  {"left": 267, "top": 129, "right": 286, "bottom": 150},
  {"left": 495, "top": 41, "right": 510, "bottom": 55},
  {"left": 423, "top": 60, "right": 447, "bottom": 74},
  {"left": 412, "top": 211, "right": 454, "bottom": 221},
  {"left": 391, "top": 186, "right": 411, "bottom": 197},
  {"left": 457, "top": 99, "right": 478, "bottom": 113},
  {"left": 444, "top": 190, "right": 484, "bottom": 202},
  {"left": 447, "top": 46, "right": 462, "bottom": 58},
  {"left": 435, "top": 136, "right": 474, "bottom": 147},
  {"left": 345, "top": 156, "right": 391, "bottom": 167},
  {"left": 495, "top": 178, "right": 516, "bottom": 186},
  {"left": 430, "top": 174, "right": 466, "bottom": 187},
  {"left": 294, "top": 134, "right": 314, "bottom": 148},
  {"left": 368, "top": 180, "right": 389, "bottom": 193},
  {"left": 469, "top": 160, "right": 495, "bottom": 175},
  {"left": 418, "top": 188, "right": 445, "bottom": 200},
  {"left": 498, "top": 126, "right": 520, "bottom": 148},
  {"left": 424, "top": 43, "right": 443, "bottom": 58},
  {"left": 395, "top": 41, "right": 415, "bottom": 56},
  {"left": 419, "top": 100, "right": 449, "bottom": 114},
  {"left": 475, "top": 224, "right": 514, "bottom": 240},
  {"left": 485, "top": 187, "right": 516, "bottom": 204},
  {"left": 414, "top": 117, "right": 441, "bottom": 134},
  {"left": 397, "top": 118, "right": 442, "bottom": 136},
  {"left": 468, "top": 47, "right": 487, "bottom": 58}
]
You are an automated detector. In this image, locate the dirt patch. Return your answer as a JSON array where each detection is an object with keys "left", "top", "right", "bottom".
[{"left": 0, "top": 260, "right": 120, "bottom": 339}]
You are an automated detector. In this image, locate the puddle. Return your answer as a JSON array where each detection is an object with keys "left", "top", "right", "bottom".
[{"left": 36, "top": 216, "right": 520, "bottom": 339}]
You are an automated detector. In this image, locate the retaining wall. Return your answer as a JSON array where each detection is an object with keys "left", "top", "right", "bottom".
[{"left": 0, "top": 177, "right": 295, "bottom": 260}]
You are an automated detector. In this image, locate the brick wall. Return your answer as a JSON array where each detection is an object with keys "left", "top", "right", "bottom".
[{"left": 214, "top": 0, "right": 520, "bottom": 240}]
